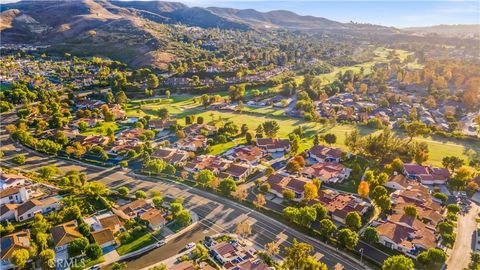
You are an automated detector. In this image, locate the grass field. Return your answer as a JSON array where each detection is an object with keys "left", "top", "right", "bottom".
[
  {"left": 81, "top": 122, "right": 119, "bottom": 135},
  {"left": 116, "top": 232, "right": 156, "bottom": 255}
]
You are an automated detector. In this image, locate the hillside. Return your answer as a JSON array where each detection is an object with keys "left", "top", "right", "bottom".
[{"left": 404, "top": 24, "right": 480, "bottom": 39}]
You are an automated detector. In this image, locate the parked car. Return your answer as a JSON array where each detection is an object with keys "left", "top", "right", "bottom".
[
  {"left": 155, "top": 240, "right": 166, "bottom": 247},
  {"left": 185, "top": 242, "right": 195, "bottom": 249}
]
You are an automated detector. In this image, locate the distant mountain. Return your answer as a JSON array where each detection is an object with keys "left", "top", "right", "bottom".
[{"left": 404, "top": 24, "right": 480, "bottom": 39}]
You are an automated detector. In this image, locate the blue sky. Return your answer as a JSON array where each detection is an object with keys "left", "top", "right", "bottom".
[
  {"left": 182, "top": 1, "right": 480, "bottom": 27},
  {"left": 4, "top": 0, "right": 479, "bottom": 28}
]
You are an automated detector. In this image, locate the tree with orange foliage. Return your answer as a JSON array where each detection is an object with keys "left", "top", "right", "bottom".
[{"left": 357, "top": 181, "right": 370, "bottom": 198}]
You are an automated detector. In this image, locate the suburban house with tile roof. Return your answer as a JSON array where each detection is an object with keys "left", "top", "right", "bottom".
[
  {"left": 222, "top": 164, "right": 253, "bottom": 182},
  {"left": 256, "top": 138, "right": 290, "bottom": 153},
  {"left": 384, "top": 174, "right": 411, "bottom": 190},
  {"left": 50, "top": 220, "right": 83, "bottom": 252},
  {"left": 151, "top": 148, "right": 190, "bottom": 165},
  {"left": 0, "top": 204, "right": 18, "bottom": 222},
  {"left": 307, "top": 145, "right": 344, "bottom": 163},
  {"left": 174, "top": 135, "right": 208, "bottom": 152},
  {"left": 403, "top": 163, "right": 451, "bottom": 185},
  {"left": 376, "top": 214, "right": 438, "bottom": 257},
  {"left": 0, "top": 171, "right": 28, "bottom": 190},
  {"left": 149, "top": 119, "right": 177, "bottom": 131},
  {"left": 265, "top": 173, "right": 311, "bottom": 201},
  {"left": 226, "top": 145, "right": 265, "bottom": 165},
  {"left": 0, "top": 186, "right": 32, "bottom": 205},
  {"left": 14, "top": 196, "right": 61, "bottom": 222},
  {"left": 301, "top": 162, "right": 351, "bottom": 183},
  {"left": 0, "top": 230, "right": 31, "bottom": 269},
  {"left": 112, "top": 199, "right": 153, "bottom": 220},
  {"left": 92, "top": 228, "right": 116, "bottom": 248},
  {"left": 139, "top": 208, "right": 166, "bottom": 230},
  {"left": 317, "top": 189, "right": 370, "bottom": 224}
]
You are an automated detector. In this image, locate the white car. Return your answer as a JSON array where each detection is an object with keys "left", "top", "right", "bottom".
[
  {"left": 155, "top": 240, "right": 166, "bottom": 247},
  {"left": 185, "top": 242, "right": 195, "bottom": 249}
]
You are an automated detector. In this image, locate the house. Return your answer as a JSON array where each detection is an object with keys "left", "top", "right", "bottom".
[
  {"left": 307, "top": 145, "right": 344, "bottom": 163},
  {"left": 169, "top": 261, "right": 216, "bottom": 270},
  {"left": 0, "top": 186, "right": 32, "bottom": 205},
  {"left": 227, "top": 145, "right": 264, "bottom": 165},
  {"left": 403, "top": 163, "right": 451, "bottom": 185},
  {"left": 376, "top": 214, "right": 437, "bottom": 257},
  {"left": 317, "top": 189, "right": 370, "bottom": 224},
  {"left": 70, "top": 117, "right": 100, "bottom": 128},
  {"left": 139, "top": 208, "right": 166, "bottom": 230},
  {"left": 231, "top": 259, "right": 275, "bottom": 270},
  {"left": 118, "top": 128, "right": 145, "bottom": 140},
  {"left": 92, "top": 229, "right": 116, "bottom": 248},
  {"left": 151, "top": 148, "right": 190, "bottom": 165},
  {"left": 184, "top": 155, "right": 231, "bottom": 174},
  {"left": 0, "top": 204, "right": 18, "bottom": 221},
  {"left": 76, "top": 99, "right": 105, "bottom": 110},
  {"left": 15, "top": 196, "right": 60, "bottom": 222},
  {"left": 265, "top": 173, "right": 310, "bottom": 201},
  {"left": 74, "top": 135, "right": 110, "bottom": 147},
  {"left": 256, "top": 138, "right": 290, "bottom": 153},
  {"left": 183, "top": 124, "right": 217, "bottom": 136},
  {"left": 0, "top": 171, "right": 28, "bottom": 190},
  {"left": 301, "top": 162, "right": 351, "bottom": 183},
  {"left": 222, "top": 164, "right": 253, "bottom": 182},
  {"left": 383, "top": 174, "right": 411, "bottom": 190},
  {"left": 50, "top": 220, "right": 83, "bottom": 252},
  {"left": 175, "top": 135, "right": 208, "bottom": 152},
  {"left": 0, "top": 230, "right": 31, "bottom": 270},
  {"left": 149, "top": 119, "right": 177, "bottom": 131},
  {"left": 83, "top": 212, "right": 123, "bottom": 233},
  {"left": 112, "top": 199, "right": 152, "bottom": 220},
  {"left": 209, "top": 241, "right": 255, "bottom": 265}
]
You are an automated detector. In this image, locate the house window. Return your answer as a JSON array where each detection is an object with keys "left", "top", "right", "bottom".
[{"left": 27, "top": 213, "right": 31, "bottom": 218}]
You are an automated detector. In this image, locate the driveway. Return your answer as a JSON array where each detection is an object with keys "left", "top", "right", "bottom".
[{"left": 447, "top": 201, "right": 479, "bottom": 270}]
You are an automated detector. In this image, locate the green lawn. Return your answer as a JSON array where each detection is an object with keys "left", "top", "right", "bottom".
[
  {"left": 116, "top": 232, "right": 156, "bottom": 255},
  {"left": 81, "top": 122, "right": 119, "bottom": 136}
]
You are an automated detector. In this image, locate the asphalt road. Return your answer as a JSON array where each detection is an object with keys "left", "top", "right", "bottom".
[
  {"left": 446, "top": 199, "right": 479, "bottom": 270},
  {"left": 0, "top": 112, "right": 367, "bottom": 270}
]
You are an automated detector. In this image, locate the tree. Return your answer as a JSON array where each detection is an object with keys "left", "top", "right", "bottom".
[
  {"left": 176, "top": 210, "right": 192, "bottom": 226},
  {"left": 68, "top": 237, "right": 89, "bottom": 257},
  {"left": 228, "top": 84, "right": 246, "bottom": 101},
  {"left": 157, "top": 108, "right": 169, "bottom": 120},
  {"left": 345, "top": 212, "right": 362, "bottom": 231},
  {"left": 303, "top": 182, "right": 318, "bottom": 202},
  {"left": 254, "top": 193, "right": 266, "bottom": 208},
  {"left": 12, "top": 154, "right": 26, "bottom": 164},
  {"left": 298, "top": 206, "right": 317, "bottom": 227},
  {"left": 232, "top": 188, "right": 248, "bottom": 201},
  {"left": 36, "top": 232, "right": 49, "bottom": 251},
  {"left": 382, "top": 255, "right": 414, "bottom": 270},
  {"left": 112, "top": 262, "right": 127, "bottom": 270},
  {"left": 357, "top": 181, "right": 369, "bottom": 198},
  {"left": 376, "top": 195, "right": 392, "bottom": 212},
  {"left": 405, "top": 121, "right": 430, "bottom": 143},
  {"left": 286, "top": 160, "right": 301, "bottom": 173},
  {"left": 262, "top": 121, "right": 280, "bottom": 138},
  {"left": 164, "top": 164, "right": 176, "bottom": 175},
  {"left": 152, "top": 196, "right": 163, "bottom": 208},
  {"left": 404, "top": 205, "right": 418, "bottom": 217},
  {"left": 39, "top": 249, "right": 55, "bottom": 269},
  {"left": 265, "top": 242, "right": 279, "bottom": 257},
  {"left": 447, "top": 204, "right": 460, "bottom": 215},
  {"left": 116, "top": 91, "right": 128, "bottom": 104},
  {"left": 289, "top": 133, "right": 300, "bottom": 154},
  {"left": 135, "top": 190, "right": 147, "bottom": 199},
  {"left": 433, "top": 192, "right": 448, "bottom": 204},
  {"left": 450, "top": 166, "right": 475, "bottom": 190},
  {"left": 118, "top": 187, "right": 129, "bottom": 196},
  {"left": 37, "top": 165, "right": 59, "bottom": 180},
  {"left": 281, "top": 239, "right": 329, "bottom": 270},
  {"left": 337, "top": 228, "right": 358, "bottom": 250},
  {"left": 345, "top": 129, "right": 363, "bottom": 154},
  {"left": 468, "top": 252, "right": 480, "bottom": 270},
  {"left": 219, "top": 177, "right": 237, "bottom": 196},
  {"left": 170, "top": 202, "right": 183, "bottom": 215},
  {"left": 371, "top": 185, "right": 388, "bottom": 201},
  {"left": 442, "top": 156, "right": 464, "bottom": 173},
  {"left": 319, "top": 219, "right": 336, "bottom": 238},
  {"left": 312, "top": 203, "right": 328, "bottom": 221},
  {"left": 235, "top": 221, "right": 252, "bottom": 238},
  {"left": 147, "top": 74, "right": 159, "bottom": 89},
  {"left": 323, "top": 133, "right": 336, "bottom": 145},
  {"left": 362, "top": 227, "right": 379, "bottom": 243},
  {"left": 259, "top": 183, "right": 270, "bottom": 193},
  {"left": 417, "top": 248, "right": 446, "bottom": 270},
  {"left": 85, "top": 243, "right": 102, "bottom": 260},
  {"left": 197, "top": 169, "right": 216, "bottom": 188},
  {"left": 11, "top": 249, "right": 30, "bottom": 269},
  {"left": 283, "top": 189, "right": 295, "bottom": 201}
]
